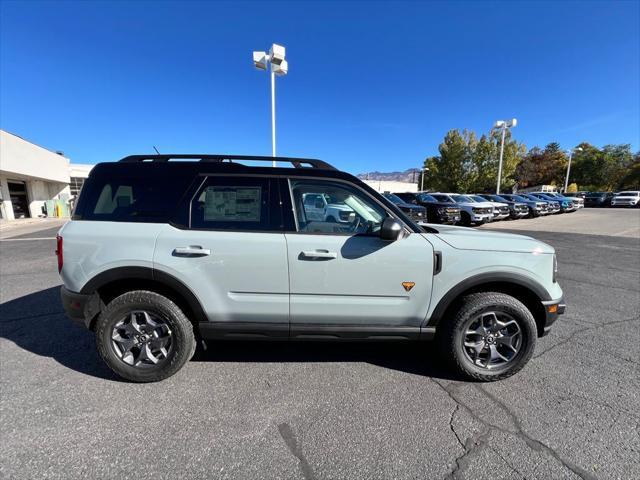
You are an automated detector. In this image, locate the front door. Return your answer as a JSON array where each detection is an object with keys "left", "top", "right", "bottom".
[
  {"left": 284, "top": 178, "right": 434, "bottom": 337},
  {"left": 153, "top": 175, "right": 289, "bottom": 338}
]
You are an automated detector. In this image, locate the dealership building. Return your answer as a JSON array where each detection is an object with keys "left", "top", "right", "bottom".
[{"left": 0, "top": 130, "right": 92, "bottom": 220}]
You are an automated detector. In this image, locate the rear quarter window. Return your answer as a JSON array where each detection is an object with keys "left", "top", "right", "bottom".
[{"left": 76, "top": 171, "right": 194, "bottom": 223}]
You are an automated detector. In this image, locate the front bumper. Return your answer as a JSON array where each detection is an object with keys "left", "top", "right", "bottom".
[
  {"left": 435, "top": 211, "right": 461, "bottom": 224},
  {"left": 540, "top": 296, "right": 566, "bottom": 336},
  {"left": 471, "top": 213, "right": 492, "bottom": 223},
  {"left": 60, "top": 286, "right": 101, "bottom": 329}
]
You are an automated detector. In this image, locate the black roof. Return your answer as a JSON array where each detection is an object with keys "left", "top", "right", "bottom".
[{"left": 90, "top": 153, "right": 364, "bottom": 184}]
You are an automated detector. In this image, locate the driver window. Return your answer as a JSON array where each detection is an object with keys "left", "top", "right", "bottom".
[{"left": 291, "top": 180, "right": 387, "bottom": 235}]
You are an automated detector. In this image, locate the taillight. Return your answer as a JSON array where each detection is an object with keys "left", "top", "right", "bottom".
[{"left": 55, "top": 234, "right": 63, "bottom": 273}]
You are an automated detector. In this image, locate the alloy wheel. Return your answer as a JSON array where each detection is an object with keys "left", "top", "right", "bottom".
[
  {"left": 462, "top": 311, "right": 522, "bottom": 369},
  {"left": 111, "top": 310, "right": 173, "bottom": 368}
]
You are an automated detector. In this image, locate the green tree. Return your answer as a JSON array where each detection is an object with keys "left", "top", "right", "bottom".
[
  {"left": 616, "top": 151, "right": 640, "bottom": 190},
  {"left": 515, "top": 143, "right": 568, "bottom": 188},
  {"left": 571, "top": 143, "right": 634, "bottom": 190},
  {"left": 420, "top": 129, "right": 472, "bottom": 192},
  {"left": 421, "top": 128, "right": 525, "bottom": 193}
]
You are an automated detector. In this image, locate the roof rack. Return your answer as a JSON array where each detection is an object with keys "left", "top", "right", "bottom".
[{"left": 118, "top": 154, "right": 336, "bottom": 170}]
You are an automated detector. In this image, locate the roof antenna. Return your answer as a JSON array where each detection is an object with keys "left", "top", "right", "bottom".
[{"left": 153, "top": 146, "right": 161, "bottom": 154}]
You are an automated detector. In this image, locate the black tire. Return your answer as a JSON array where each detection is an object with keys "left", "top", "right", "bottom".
[
  {"left": 460, "top": 211, "right": 471, "bottom": 227},
  {"left": 326, "top": 215, "right": 337, "bottom": 223},
  {"left": 95, "top": 290, "right": 196, "bottom": 382},
  {"left": 437, "top": 292, "right": 537, "bottom": 382}
]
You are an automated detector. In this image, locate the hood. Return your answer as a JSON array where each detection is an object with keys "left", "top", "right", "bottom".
[
  {"left": 468, "top": 201, "right": 496, "bottom": 209},
  {"left": 397, "top": 202, "right": 425, "bottom": 211},
  {"left": 431, "top": 225, "right": 554, "bottom": 254},
  {"left": 424, "top": 201, "right": 460, "bottom": 209}
]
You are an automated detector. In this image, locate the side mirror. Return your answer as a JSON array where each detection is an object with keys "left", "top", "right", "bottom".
[{"left": 380, "top": 217, "right": 403, "bottom": 241}]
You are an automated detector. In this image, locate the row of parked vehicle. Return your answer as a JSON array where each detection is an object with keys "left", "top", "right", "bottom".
[
  {"left": 564, "top": 190, "right": 640, "bottom": 208},
  {"left": 383, "top": 191, "right": 587, "bottom": 226}
]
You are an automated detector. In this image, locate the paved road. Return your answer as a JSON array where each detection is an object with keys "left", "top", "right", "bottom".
[
  {"left": 479, "top": 207, "right": 640, "bottom": 238},
  {"left": 1, "top": 211, "right": 639, "bottom": 479}
]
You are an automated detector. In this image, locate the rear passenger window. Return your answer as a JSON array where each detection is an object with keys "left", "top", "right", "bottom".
[
  {"left": 190, "top": 177, "right": 281, "bottom": 231},
  {"left": 79, "top": 174, "right": 192, "bottom": 222}
]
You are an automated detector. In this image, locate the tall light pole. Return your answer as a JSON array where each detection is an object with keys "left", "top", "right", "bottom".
[
  {"left": 494, "top": 118, "right": 517, "bottom": 194},
  {"left": 420, "top": 167, "right": 429, "bottom": 191},
  {"left": 253, "top": 44, "right": 288, "bottom": 166},
  {"left": 564, "top": 147, "right": 583, "bottom": 192}
]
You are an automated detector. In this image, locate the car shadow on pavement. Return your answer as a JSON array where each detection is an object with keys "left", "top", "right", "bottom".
[
  {"left": 0, "top": 286, "right": 117, "bottom": 381},
  {"left": 1, "top": 286, "right": 457, "bottom": 381},
  {"left": 193, "top": 341, "right": 459, "bottom": 380}
]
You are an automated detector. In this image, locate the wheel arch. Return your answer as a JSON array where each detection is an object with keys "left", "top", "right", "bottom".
[
  {"left": 80, "top": 267, "right": 207, "bottom": 332},
  {"left": 427, "top": 273, "right": 550, "bottom": 337}
]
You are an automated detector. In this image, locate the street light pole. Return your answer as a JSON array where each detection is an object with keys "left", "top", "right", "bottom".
[
  {"left": 253, "top": 44, "right": 288, "bottom": 167},
  {"left": 564, "top": 147, "right": 582, "bottom": 193},
  {"left": 494, "top": 118, "right": 517, "bottom": 194},
  {"left": 271, "top": 69, "right": 276, "bottom": 160},
  {"left": 419, "top": 167, "right": 429, "bottom": 191}
]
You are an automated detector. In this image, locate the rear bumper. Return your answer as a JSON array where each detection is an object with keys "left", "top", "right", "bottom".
[
  {"left": 540, "top": 296, "right": 566, "bottom": 336},
  {"left": 60, "top": 286, "right": 101, "bottom": 329}
]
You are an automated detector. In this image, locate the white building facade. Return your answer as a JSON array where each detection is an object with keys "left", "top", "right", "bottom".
[
  {"left": 0, "top": 130, "right": 76, "bottom": 220},
  {"left": 362, "top": 179, "right": 418, "bottom": 194}
]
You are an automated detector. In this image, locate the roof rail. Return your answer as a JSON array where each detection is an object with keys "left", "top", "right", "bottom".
[{"left": 118, "top": 154, "right": 336, "bottom": 170}]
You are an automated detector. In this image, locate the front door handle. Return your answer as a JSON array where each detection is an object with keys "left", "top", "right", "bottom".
[
  {"left": 173, "top": 246, "right": 211, "bottom": 257},
  {"left": 300, "top": 250, "right": 337, "bottom": 260}
]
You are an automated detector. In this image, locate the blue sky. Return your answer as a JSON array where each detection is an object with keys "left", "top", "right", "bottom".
[{"left": 1, "top": 1, "right": 638, "bottom": 174}]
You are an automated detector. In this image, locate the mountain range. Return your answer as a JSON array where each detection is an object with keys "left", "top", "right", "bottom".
[{"left": 356, "top": 168, "right": 420, "bottom": 183}]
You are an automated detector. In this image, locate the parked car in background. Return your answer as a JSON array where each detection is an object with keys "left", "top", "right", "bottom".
[
  {"left": 547, "top": 192, "right": 584, "bottom": 209},
  {"left": 499, "top": 194, "right": 549, "bottom": 217},
  {"left": 564, "top": 191, "right": 588, "bottom": 199},
  {"left": 393, "top": 192, "right": 461, "bottom": 224},
  {"left": 302, "top": 192, "right": 355, "bottom": 223},
  {"left": 382, "top": 192, "right": 427, "bottom": 223},
  {"left": 468, "top": 195, "right": 510, "bottom": 221},
  {"left": 526, "top": 193, "right": 565, "bottom": 213},
  {"left": 431, "top": 193, "right": 493, "bottom": 226},
  {"left": 611, "top": 191, "right": 640, "bottom": 207},
  {"left": 584, "top": 192, "right": 615, "bottom": 208},
  {"left": 519, "top": 193, "right": 558, "bottom": 214},
  {"left": 478, "top": 194, "right": 529, "bottom": 219}
]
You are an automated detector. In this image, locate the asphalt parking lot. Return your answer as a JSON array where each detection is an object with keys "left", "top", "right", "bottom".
[{"left": 1, "top": 209, "right": 639, "bottom": 480}]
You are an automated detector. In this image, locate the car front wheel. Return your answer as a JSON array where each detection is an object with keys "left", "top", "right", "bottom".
[
  {"left": 438, "top": 292, "right": 537, "bottom": 381},
  {"left": 95, "top": 290, "right": 196, "bottom": 382}
]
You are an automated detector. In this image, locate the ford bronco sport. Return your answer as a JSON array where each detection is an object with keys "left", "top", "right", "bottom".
[{"left": 58, "top": 155, "right": 565, "bottom": 383}]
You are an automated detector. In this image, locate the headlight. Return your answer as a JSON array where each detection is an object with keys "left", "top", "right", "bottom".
[{"left": 553, "top": 254, "right": 558, "bottom": 283}]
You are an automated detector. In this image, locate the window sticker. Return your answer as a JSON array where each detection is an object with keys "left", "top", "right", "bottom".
[{"left": 204, "top": 187, "right": 262, "bottom": 222}]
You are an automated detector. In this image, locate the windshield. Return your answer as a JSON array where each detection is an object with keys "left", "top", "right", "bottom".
[
  {"left": 471, "top": 195, "right": 488, "bottom": 203},
  {"left": 510, "top": 195, "right": 530, "bottom": 202},
  {"left": 587, "top": 192, "right": 605, "bottom": 198},
  {"left": 432, "top": 194, "right": 453, "bottom": 203},
  {"left": 417, "top": 193, "right": 437, "bottom": 202},
  {"left": 451, "top": 194, "right": 474, "bottom": 203},
  {"left": 383, "top": 193, "right": 405, "bottom": 205},
  {"left": 617, "top": 191, "right": 640, "bottom": 196}
]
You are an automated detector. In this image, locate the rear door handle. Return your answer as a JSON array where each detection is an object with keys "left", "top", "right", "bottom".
[
  {"left": 300, "top": 250, "right": 337, "bottom": 260},
  {"left": 173, "top": 246, "right": 211, "bottom": 257}
]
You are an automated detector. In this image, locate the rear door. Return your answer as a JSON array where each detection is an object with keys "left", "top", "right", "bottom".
[
  {"left": 283, "top": 177, "right": 434, "bottom": 338},
  {"left": 153, "top": 175, "right": 289, "bottom": 338}
]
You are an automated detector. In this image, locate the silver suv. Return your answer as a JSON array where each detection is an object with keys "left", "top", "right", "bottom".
[{"left": 58, "top": 155, "right": 565, "bottom": 382}]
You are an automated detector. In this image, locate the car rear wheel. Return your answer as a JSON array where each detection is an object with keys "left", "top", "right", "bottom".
[
  {"left": 95, "top": 290, "right": 196, "bottom": 382},
  {"left": 437, "top": 292, "right": 537, "bottom": 381}
]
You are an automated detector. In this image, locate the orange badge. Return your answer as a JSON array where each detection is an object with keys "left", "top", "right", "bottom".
[{"left": 402, "top": 282, "right": 415, "bottom": 292}]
